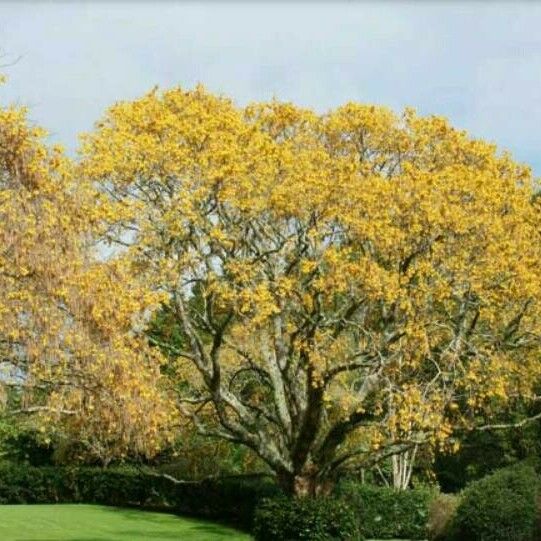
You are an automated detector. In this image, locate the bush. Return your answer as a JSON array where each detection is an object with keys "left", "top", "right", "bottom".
[
  {"left": 336, "top": 481, "right": 434, "bottom": 539},
  {"left": 0, "top": 462, "right": 145, "bottom": 505},
  {"left": 452, "top": 463, "right": 538, "bottom": 541},
  {"left": 0, "top": 462, "right": 63, "bottom": 503},
  {"left": 253, "top": 496, "right": 361, "bottom": 541},
  {"left": 427, "top": 493, "right": 460, "bottom": 540}
]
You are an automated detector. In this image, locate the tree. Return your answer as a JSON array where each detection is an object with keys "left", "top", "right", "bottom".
[
  {"left": 0, "top": 84, "right": 175, "bottom": 465},
  {"left": 74, "top": 87, "right": 541, "bottom": 494}
]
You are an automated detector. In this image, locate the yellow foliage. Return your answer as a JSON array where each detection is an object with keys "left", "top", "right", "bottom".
[{"left": 0, "top": 95, "right": 175, "bottom": 463}]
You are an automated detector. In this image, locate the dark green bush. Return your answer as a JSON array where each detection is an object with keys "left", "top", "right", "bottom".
[
  {"left": 336, "top": 481, "right": 434, "bottom": 539},
  {"left": 253, "top": 496, "right": 361, "bottom": 541},
  {"left": 0, "top": 462, "right": 63, "bottom": 503},
  {"left": 452, "top": 463, "right": 538, "bottom": 541},
  {"left": 0, "top": 462, "right": 145, "bottom": 505}
]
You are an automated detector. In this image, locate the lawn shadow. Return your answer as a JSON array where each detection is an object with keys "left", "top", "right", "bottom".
[
  {"left": 15, "top": 530, "right": 234, "bottom": 541},
  {"left": 107, "top": 505, "right": 246, "bottom": 536},
  {"left": 17, "top": 539, "right": 107, "bottom": 541},
  {"left": 116, "top": 526, "right": 239, "bottom": 539}
]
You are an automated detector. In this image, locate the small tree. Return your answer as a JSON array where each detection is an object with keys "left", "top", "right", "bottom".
[{"left": 65, "top": 87, "right": 541, "bottom": 493}]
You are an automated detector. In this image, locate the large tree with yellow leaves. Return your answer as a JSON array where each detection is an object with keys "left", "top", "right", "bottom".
[
  {"left": 79, "top": 86, "right": 541, "bottom": 494},
  {"left": 5, "top": 81, "right": 541, "bottom": 494}
]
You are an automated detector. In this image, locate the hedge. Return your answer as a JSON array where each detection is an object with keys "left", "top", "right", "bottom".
[
  {"left": 450, "top": 463, "right": 539, "bottom": 541},
  {"left": 0, "top": 463, "right": 146, "bottom": 506},
  {"left": 253, "top": 496, "right": 361, "bottom": 541},
  {"left": 336, "top": 481, "right": 434, "bottom": 539}
]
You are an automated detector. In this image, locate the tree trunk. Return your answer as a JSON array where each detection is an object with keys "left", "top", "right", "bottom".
[
  {"left": 278, "top": 466, "right": 333, "bottom": 498},
  {"left": 391, "top": 445, "right": 418, "bottom": 490}
]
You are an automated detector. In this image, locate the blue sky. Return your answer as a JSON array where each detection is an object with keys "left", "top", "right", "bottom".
[{"left": 1, "top": 1, "right": 541, "bottom": 174}]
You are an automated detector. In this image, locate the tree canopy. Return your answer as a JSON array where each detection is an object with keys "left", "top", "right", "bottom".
[{"left": 78, "top": 86, "right": 541, "bottom": 494}]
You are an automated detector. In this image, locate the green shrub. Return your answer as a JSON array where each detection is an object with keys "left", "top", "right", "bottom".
[
  {"left": 253, "top": 496, "right": 361, "bottom": 541},
  {"left": 452, "top": 463, "right": 538, "bottom": 541},
  {"left": 0, "top": 462, "right": 145, "bottom": 505},
  {"left": 0, "top": 462, "right": 63, "bottom": 503},
  {"left": 336, "top": 481, "right": 434, "bottom": 539},
  {"left": 68, "top": 466, "right": 149, "bottom": 505}
]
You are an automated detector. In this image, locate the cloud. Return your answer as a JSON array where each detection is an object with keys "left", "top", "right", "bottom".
[{"left": 1, "top": 1, "right": 540, "bottom": 173}]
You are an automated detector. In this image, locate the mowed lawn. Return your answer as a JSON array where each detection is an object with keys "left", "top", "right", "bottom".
[{"left": 0, "top": 504, "right": 251, "bottom": 541}]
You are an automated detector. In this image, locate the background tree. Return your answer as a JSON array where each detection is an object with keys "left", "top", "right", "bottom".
[
  {"left": 79, "top": 86, "right": 541, "bottom": 495},
  {"left": 0, "top": 85, "right": 175, "bottom": 465}
]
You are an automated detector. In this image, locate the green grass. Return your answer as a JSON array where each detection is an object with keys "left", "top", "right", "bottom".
[{"left": 0, "top": 504, "right": 251, "bottom": 541}]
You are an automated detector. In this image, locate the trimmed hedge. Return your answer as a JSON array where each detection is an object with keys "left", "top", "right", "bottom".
[
  {"left": 253, "top": 496, "right": 361, "bottom": 541},
  {"left": 0, "top": 462, "right": 280, "bottom": 529},
  {"left": 0, "top": 463, "right": 156, "bottom": 506},
  {"left": 451, "top": 463, "right": 539, "bottom": 541},
  {"left": 336, "top": 481, "right": 434, "bottom": 539}
]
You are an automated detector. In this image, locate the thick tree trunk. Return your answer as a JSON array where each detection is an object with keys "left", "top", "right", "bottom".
[{"left": 278, "top": 466, "right": 333, "bottom": 498}]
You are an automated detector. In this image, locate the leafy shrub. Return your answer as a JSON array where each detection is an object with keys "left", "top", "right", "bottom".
[
  {"left": 427, "top": 493, "right": 460, "bottom": 540},
  {"left": 336, "top": 481, "right": 434, "bottom": 539},
  {"left": 0, "top": 462, "right": 143, "bottom": 505},
  {"left": 253, "top": 496, "right": 361, "bottom": 541},
  {"left": 0, "top": 462, "right": 61, "bottom": 503},
  {"left": 452, "top": 463, "right": 538, "bottom": 541}
]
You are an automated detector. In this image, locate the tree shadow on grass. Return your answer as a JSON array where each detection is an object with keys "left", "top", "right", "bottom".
[
  {"left": 16, "top": 527, "right": 237, "bottom": 541},
  {"left": 117, "top": 526, "right": 240, "bottom": 538},
  {"left": 108, "top": 506, "right": 244, "bottom": 537}
]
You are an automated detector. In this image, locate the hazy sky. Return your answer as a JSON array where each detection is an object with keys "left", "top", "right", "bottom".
[{"left": 1, "top": 1, "right": 541, "bottom": 173}]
